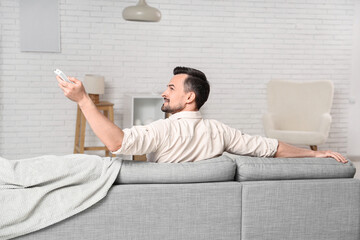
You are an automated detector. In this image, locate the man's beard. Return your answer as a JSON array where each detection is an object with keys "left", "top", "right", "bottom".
[{"left": 161, "top": 101, "right": 183, "bottom": 114}]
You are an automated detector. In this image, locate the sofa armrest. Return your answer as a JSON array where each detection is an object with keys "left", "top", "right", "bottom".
[{"left": 224, "top": 153, "right": 356, "bottom": 182}]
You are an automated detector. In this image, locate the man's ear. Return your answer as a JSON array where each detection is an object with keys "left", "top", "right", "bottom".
[{"left": 186, "top": 92, "right": 196, "bottom": 104}]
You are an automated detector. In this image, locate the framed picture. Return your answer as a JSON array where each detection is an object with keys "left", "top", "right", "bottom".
[{"left": 20, "top": 0, "right": 60, "bottom": 52}]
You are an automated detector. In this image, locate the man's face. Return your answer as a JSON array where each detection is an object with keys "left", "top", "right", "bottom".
[{"left": 161, "top": 74, "right": 189, "bottom": 114}]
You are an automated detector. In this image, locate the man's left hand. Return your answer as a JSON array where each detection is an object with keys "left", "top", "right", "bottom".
[{"left": 314, "top": 150, "right": 348, "bottom": 163}]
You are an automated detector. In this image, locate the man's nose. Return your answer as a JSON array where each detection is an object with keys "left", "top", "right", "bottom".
[{"left": 161, "top": 90, "right": 167, "bottom": 98}]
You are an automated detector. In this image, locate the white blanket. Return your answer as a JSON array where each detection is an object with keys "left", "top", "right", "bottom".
[{"left": 0, "top": 154, "right": 122, "bottom": 240}]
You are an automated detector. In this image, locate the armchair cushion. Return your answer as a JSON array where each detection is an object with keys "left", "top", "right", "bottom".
[{"left": 265, "top": 129, "right": 326, "bottom": 146}]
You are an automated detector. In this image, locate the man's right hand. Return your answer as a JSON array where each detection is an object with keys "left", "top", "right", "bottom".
[
  {"left": 57, "top": 75, "right": 124, "bottom": 152},
  {"left": 57, "top": 76, "right": 88, "bottom": 104}
]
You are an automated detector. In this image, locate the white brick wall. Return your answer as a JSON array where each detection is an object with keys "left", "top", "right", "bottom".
[
  {"left": 0, "top": 0, "right": 356, "bottom": 159},
  {"left": 348, "top": 0, "right": 360, "bottom": 157}
]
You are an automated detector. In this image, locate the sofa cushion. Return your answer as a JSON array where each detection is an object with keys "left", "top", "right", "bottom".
[
  {"left": 115, "top": 155, "right": 236, "bottom": 184},
  {"left": 224, "top": 153, "right": 356, "bottom": 181}
]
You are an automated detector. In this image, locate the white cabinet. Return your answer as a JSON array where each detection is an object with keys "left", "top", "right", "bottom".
[
  {"left": 124, "top": 95, "right": 165, "bottom": 129},
  {"left": 123, "top": 95, "right": 165, "bottom": 161}
]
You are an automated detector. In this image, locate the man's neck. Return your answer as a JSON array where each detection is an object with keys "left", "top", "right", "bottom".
[
  {"left": 175, "top": 105, "right": 198, "bottom": 114},
  {"left": 172, "top": 109, "right": 198, "bottom": 114}
]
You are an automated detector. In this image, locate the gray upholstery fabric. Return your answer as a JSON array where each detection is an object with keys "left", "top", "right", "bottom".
[
  {"left": 17, "top": 182, "right": 242, "bottom": 240},
  {"left": 115, "top": 155, "right": 236, "bottom": 184},
  {"left": 225, "top": 154, "right": 356, "bottom": 181},
  {"left": 13, "top": 155, "right": 360, "bottom": 240},
  {"left": 241, "top": 179, "right": 360, "bottom": 240}
]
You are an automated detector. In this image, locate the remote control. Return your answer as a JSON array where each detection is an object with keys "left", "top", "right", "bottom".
[{"left": 54, "top": 69, "right": 73, "bottom": 84}]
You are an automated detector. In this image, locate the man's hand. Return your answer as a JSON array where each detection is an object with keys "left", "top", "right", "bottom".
[
  {"left": 314, "top": 150, "right": 348, "bottom": 163},
  {"left": 57, "top": 76, "right": 88, "bottom": 104},
  {"left": 57, "top": 75, "right": 124, "bottom": 152},
  {"left": 275, "top": 141, "right": 348, "bottom": 164}
]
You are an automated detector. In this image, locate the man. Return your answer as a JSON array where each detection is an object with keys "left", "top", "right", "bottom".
[{"left": 57, "top": 66, "right": 347, "bottom": 163}]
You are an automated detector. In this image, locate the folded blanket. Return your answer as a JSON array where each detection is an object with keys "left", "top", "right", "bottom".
[{"left": 0, "top": 154, "right": 122, "bottom": 240}]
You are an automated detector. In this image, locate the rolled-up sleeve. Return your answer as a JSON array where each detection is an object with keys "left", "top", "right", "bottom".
[
  {"left": 223, "top": 124, "right": 278, "bottom": 157},
  {"left": 111, "top": 125, "right": 159, "bottom": 156}
]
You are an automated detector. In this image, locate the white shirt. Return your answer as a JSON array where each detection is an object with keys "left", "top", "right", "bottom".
[{"left": 112, "top": 111, "right": 278, "bottom": 163}]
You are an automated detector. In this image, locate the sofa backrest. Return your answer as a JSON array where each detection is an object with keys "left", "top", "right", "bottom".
[
  {"left": 114, "top": 154, "right": 356, "bottom": 184},
  {"left": 224, "top": 153, "right": 356, "bottom": 182},
  {"left": 115, "top": 155, "right": 236, "bottom": 184}
]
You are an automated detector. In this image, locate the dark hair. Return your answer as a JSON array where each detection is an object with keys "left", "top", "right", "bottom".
[{"left": 173, "top": 66, "right": 210, "bottom": 110}]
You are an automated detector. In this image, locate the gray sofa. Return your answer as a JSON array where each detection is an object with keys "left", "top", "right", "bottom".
[{"left": 16, "top": 154, "right": 360, "bottom": 240}]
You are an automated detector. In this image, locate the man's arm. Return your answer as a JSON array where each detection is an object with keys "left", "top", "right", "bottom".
[
  {"left": 275, "top": 141, "right": 348, "bottom": 163},
  {"left": 57, "top": 76, "right": 124, "bottom": 152}
]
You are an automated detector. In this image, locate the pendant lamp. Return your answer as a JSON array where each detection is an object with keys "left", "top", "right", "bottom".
[{"left": 122, "top": 0, "right": 161, "bottom": 22}]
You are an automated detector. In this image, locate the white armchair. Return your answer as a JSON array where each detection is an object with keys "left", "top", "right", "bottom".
[{"left": 263, "top": 80, "right": 334, "bottom": 150}]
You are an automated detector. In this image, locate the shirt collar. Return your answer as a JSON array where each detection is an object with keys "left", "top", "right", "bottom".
[{"left": 169, "top": 111, "right": 202, "bottom": 120}]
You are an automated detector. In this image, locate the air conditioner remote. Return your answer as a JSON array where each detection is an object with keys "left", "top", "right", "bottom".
[{"left": 54, "top": 69, "right": 73, "bottom": 84}]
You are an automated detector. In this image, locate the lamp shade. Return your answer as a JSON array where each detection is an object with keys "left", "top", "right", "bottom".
[
  {"left": 123, "top": 0, "right": 161, "bottom": 22},
  {"left": 83, "top": 74, "right": 105, "bottom": 94}
]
